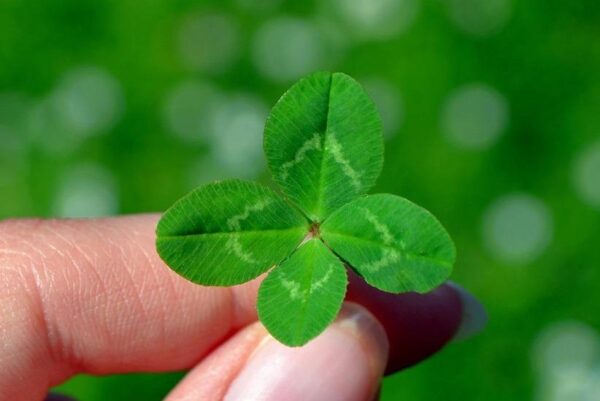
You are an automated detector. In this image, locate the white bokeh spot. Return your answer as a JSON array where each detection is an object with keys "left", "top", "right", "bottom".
[
  {"left": 482, "top": 193, "right": 553, "bottom": 265},
  {"left": 54, "top": 163, "right": 119, "bottom": 218},
  {"left": 252, "top": 17, "right": 330, "bottom": 83},
  {"left": 442, "top": 83, "right": 509, "bottom": 150},
  {"left": 53, "top": 66, "right": 124, "bottom": 136},
  {"left": 208, "top": 93, "right": 268, "bottom": 178},
  {"left": 573, "top": 140, "right": 600, "bottom": 209},
  {"left": 162, "top": 80, "right": 224, "bottom": 145},
  {"left": 328, "top": 0, "right": 420, "bottom": 40},
  {"left": 445, "top": 0, "right": 512, "bottom": 37},
  {"left": 532, "top": 321, "right": 600, "bottom": 401}
]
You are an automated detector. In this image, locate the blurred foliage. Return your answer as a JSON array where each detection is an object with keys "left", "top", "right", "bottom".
[{"left": 1, "top": 0, "right": 599, "bottom": 399}]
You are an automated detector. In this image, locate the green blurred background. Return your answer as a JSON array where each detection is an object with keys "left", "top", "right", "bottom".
[{"left": 1, "top": 0, "right": 599, "bottom": 399}]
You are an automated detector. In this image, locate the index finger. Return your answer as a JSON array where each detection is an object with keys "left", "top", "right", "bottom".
[{"left": 0, "top": 215, "right": 262, "bottom": 400}]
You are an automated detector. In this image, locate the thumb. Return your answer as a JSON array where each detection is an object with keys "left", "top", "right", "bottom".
[
  {"left": 168, "top": 303, "right": 389, "bottom": 401},
  {"left": 224, "top": 303, "right": 388, "bottom": 401}
]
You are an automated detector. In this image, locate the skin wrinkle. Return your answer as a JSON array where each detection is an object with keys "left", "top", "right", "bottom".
[
  {"left": 18, "top": 236, "right": 59, "bottom": 363},
  {"left": 137, "top": 233, "right": 174, "bottom": 349},
  {"left": 36, "top": 222, "right": 100, "bottom": 378},
  {"left": 0, "top": 227, "right": 60, "bottom": 399},
  {"left": 115, "top": 234, "right": 153, "bottom": 335},
  {"left": 31, "top": 264, "right": 79, "bottom": 387},
  {"left": 39, "top": 222, "right": 108, "bottom": 371},
  {"left": 80, "top": 231, "right": 143, "bottom": 367},
  {"left": 127, "top": 223, "right": 176, "bottom": 324},
  {"left": 97, "top": 222, "right": 181, "bottom": 368},
  {"left": 48, "top": 222, "right": 97, "bottom": 272}
]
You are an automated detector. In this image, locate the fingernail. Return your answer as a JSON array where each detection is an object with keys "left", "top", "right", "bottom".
[
  {"left": 448, "top": 282, "right": 488, "bottom": 341},
  {"left": 224, "top": 303, "right": 389, "bottom": 401}
]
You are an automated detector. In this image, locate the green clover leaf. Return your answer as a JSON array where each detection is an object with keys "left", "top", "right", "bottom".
[
  {"left": 320, "top": 194, "right": 455, "bottom": 294},
  {"left": 264, "top": 71, "right": 384, "bottom": 221},
  {"left": 257, "top": 238, "right": 348, "bottom": 346},
  {"left": 156, "top": 71, "right": 455, "bottom": 346},
  {"left": 156, "top": 180, "right": 308, "bottom": 286}
]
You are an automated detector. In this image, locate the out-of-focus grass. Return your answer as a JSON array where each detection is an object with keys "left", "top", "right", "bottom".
[{"left": 2, "top": 0, "right": 599, "bottom": 399}]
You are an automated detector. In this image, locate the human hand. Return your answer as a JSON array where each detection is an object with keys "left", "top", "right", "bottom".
[{"left": 0, "top": 215, "right": 486, "bottom": 401}]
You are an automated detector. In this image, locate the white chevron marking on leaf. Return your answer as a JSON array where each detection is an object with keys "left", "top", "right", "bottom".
[
  {"left": 312, "top": 267, "right": 333, "bottom": 292},
  {"left": 225, "top": 199, "right": 272, "bottom": 264},
  {"left": 362, "top": 248, "right": 400, "bottom": 273},
  {"left": 227, "top": 199, "right": 272, "bottom": 230},
  {"left": 280, "top": 264, "right": 333, "bottom": 302},
  {"left": 328, "top": 132, "right": 361, "bottom": 190},
  {"left": 361, "top": 207, "right": 394, "bottom": 245},
  {"left": 226, "top": 234, "right": 256, "bottom": 264},
  {"left": 359, "top": 207, "right": 400, "bottom": 272},
  {"left": 281, "top": 277, "right": 303, "bottom": 300},
  {"left": 280, "top": 132, "right": 323, "bottom": 180}
]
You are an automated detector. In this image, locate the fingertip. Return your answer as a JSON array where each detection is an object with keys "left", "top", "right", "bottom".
[
  {"left": 345, "top": 271, "right": 465, "bottom": 374},
  {"left": 223, "top": 303, "right": 387, "bottom": 401},
  {"left": 335, "top": 302, "right": 389, "bottom": 377}
]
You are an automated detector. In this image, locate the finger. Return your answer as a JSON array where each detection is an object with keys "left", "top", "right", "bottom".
[
  {"left": 0, "top": 215, "right": 262, "bottom": 400},
  {"left": 346, "top": 271, "right": 486, "bottom": 374},
  {"left": 166, "top": 303, "right": 388, "bottom": 401}
]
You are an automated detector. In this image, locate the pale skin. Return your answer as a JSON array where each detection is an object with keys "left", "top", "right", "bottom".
[{"left": 0, "top": 214, "right": 482, "bottom": 401}]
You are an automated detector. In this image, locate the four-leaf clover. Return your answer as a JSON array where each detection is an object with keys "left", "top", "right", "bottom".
[{"left": 156, "top": 72, "right": 455, "bottom": 346}]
